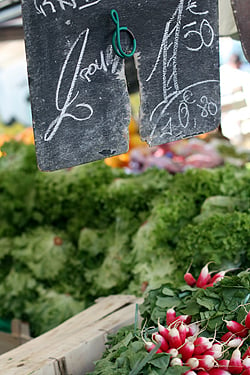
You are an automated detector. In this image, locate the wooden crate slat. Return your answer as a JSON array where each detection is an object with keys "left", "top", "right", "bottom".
[{"left": 0, "top": 295, "right": 141, "bottom": 375}]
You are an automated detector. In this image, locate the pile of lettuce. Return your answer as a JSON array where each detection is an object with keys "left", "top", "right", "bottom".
[{"left": 0, "top": 141, "right": 249, "bottom": 336}]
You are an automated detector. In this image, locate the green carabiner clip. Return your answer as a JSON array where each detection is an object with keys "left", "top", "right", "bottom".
[{"left": 111, "top": 9, "right": 137, "bottom": 59}]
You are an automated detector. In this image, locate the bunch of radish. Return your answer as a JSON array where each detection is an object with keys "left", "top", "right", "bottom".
[
  {"left": 184, "top": 263, "right": 231, "bottom": 289},
  {"left": 143, "top": 307, "right": 250, "bottom": 375}
]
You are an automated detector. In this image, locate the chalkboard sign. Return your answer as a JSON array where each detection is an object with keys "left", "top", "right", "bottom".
[{"left": 22, "top": 0, "right": 220, "bottom": 171}]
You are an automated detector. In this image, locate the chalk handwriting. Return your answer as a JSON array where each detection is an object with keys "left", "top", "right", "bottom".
[
  {"left": 184, "top": 18, "right": 214, "bottom": 52},
  {"left": 34, "top": 0, "right": 102, "bottom": 16},
  {"left": 146, "top": 0, "right": 184, "bottom": 100},
  {"left": 44, "top": 30, "right": 121, "bottom": 142},
  {"left": 80, "top": 45, "right": 120, "bottom": 83},
  {"left": 197, "top": 95, "right": 218, "bottom": 117},
  {"left": 145, "top": 0, "right": 218, "bottom": 144},
  {"left": 186, "top": 0, "right": 209, "bottom": 15},
  {"left": 44, "top": 29, "right": 93, "bottom": 141}
]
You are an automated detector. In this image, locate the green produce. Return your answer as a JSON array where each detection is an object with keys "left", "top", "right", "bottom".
[
  {"left": 0, "top": 141, "right": 250, "bottom": 336},
  {"left": 12, "top": 227, "right": 74, "bottom": 284},
  {"left": 175, "top": 212, "right": 250, "bottom": 275},
  {"left": 26, "top": 289, "right": 84, "bottom": 337},
  {"left": 0, "top": 270, "right": 39, "bottom": 320}
]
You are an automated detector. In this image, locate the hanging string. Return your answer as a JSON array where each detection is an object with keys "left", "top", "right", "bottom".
[{"left": 111, "top": 9, "right": 137, "bottom": 59}]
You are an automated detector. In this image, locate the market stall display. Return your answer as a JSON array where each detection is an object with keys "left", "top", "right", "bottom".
[{"left": 0, "top": 139, "right": 249, "bottom": 338}]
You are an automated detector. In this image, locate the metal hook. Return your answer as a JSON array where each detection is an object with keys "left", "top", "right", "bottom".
[{"left": 111, "top": 9, "right": 137, "bottom": 59}]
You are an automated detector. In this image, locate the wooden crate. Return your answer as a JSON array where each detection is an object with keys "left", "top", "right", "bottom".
[
  {"left": 0, "top": 295, "right": 142, "bottom": 375},
  {"left": 0, "top": 319, "right": 31, "bottom": 355}
]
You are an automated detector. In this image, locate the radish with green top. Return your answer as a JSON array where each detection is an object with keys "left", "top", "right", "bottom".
[
  {"left": 166, "top": 308, "right": 176, "bottom": 326},
  {"left": 205, "top": 343, "right": 223, "bottom": 359},
  {"left": 179, "top": 341, "right": 195, "bottom": 362},
  {"left": 184, "top": 272, "right": 196, "bottom": 286},
  {"left": 154, "top": 334, "right": 169, "bottom": 352},
  {"left": 243, "top": 356, "right": 250, "bottom": 369},
  {"left": 243, "top": 348, "right": 250, "bottom": 360},
  {"left": 167, "top": 327, "right": 183, "bottom": 348},
  {"left": 245, "top": 311, "right": 250, "bottom": 330},
  {"left": 227, "top": 337, "right": 243, "bottom": 348},
  {"left": 194, "top": 337, "right": 213, "bottom": 355},
  {"left": 170, "top": 357, "right": 183, "bottom": 366},
  {"left": 217, "top": 359, "right": 230, "bottom": 371},
  {"left": 144, "top": 341, "right": 162, "bottom": 354},
  {"left": 195, "top": 354, "right": 216, "bottom": 371},
  {"left": 225, "top": 320, "right": 249, "bottom": 337},
  {"left": 186, "top": 357, "right": 199, "bottom": 370},
  {"left": 220, "top": 332, "right": 235, "bottom": 342},
  {"left": 208, "top": 369, "right": 232, "bottom": 375},
  {"left": 178, "top": 323, "right": 187, "bottom": 344},
  {"left": 158, "top": 321, "right": 169, "bottom": 341},
  {"left": 229, "top": 348, "right": 243, "bottom": 374},
  {"left": 167, "top": 348, "right": 179, "bottom": 357},
  {"left": 196, "top": 263, "right": 212, "bottom": 288}
]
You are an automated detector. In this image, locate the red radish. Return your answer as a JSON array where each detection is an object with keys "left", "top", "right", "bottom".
[
  {"left": 172, "top": 315, "right": 192, "bottom": 326},
  {"left": 154, "top": 334, "right": 169, "bottom": 352},
  {"left": 151, "top": 332, "right": 157, "bottom": 341},
  {"left": 225, "top": 320, "right": 249, "bottom": 337},
  {"left": 229, "top": 348, "right": 243, "bottom": 374},
  {"left": 167, "top": 348, "right": 179, "bottom": 357},
  {"left": 205, "top": 343, "right": 223, "bottom": 359},
  {"left": 245, "top": 311, "right": 250, "bottom": 330},
  {"left": 195, "top": 355, "right": 215, "bottom": 371},
  {"left": 217, "top": 359, "right": 230, "bottom": 371},
  {"left": 179, "top": 341, "right": 195, "bottom": 362},
  {"left": 170, "top": 357, "right": 183, "bottom": 366},
  {"left": 187, "top": 323, "right": 200, "bottom": 337},
  {"left": 179, "top": 315, "right": 192, "bottom": 324},
  {"left": 196, "top": 263, "right": 211, "bottom": 288},
  {"left": 242, "top": 370, "right": 250, "bottom": 375},
  {"left": 145, "top": 341, "right": 162, "bottom": 353},
  {"left": 243, "top": 348, "right": 250, "bottom": 360},
  {"left": 184, "top": 272, "right": 196, "bottom": 286},
  {"left": 186, "top": 357, "right": 199, "bottom": 369},
  {"left": 166, "top": 308, "right": 176, "bottom": 326},
  {"left": 197, "top": 371, "right": 210, "bottom": 375},
  {"left": 220, "top": 332, "right": 235, "bottom": 342},
  {"left": 194, "top": 337, "right": 212, "bottom": 355},
  {"left": 184, "top": 372, "right": 197, "bottom": 375},
  {"left": 208, "top": 369, "right": 232, "bottom": 375},
  {"left": 210, "top": 271, "right": 227, "bottom": 284},
  {"left": 158, "top": 322, "right": 169, "bottom": 341},
  {"left": 227, "top": 337, "right": 243, "bottom": 348},
  {"left": 178, "top": 323, "right": 187, "bottom": 343},
  {"left": 168, "top": 327, "right": 182, "bottom": 348},
  {"left": 243, "top": 357, "right": 250, "bottom": 369}
]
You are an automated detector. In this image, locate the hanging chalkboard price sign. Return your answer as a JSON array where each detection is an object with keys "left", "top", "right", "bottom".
[{"left": 22, "top": 0, "right": 220, "bottom": 171}]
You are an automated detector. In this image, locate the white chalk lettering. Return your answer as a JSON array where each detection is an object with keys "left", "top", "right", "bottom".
[
  {"left": 34, "top": 0, "right": 102, "bottom": 16},
  {"left": 44, "top": 29, "right": 93, "bottom": 142}
]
